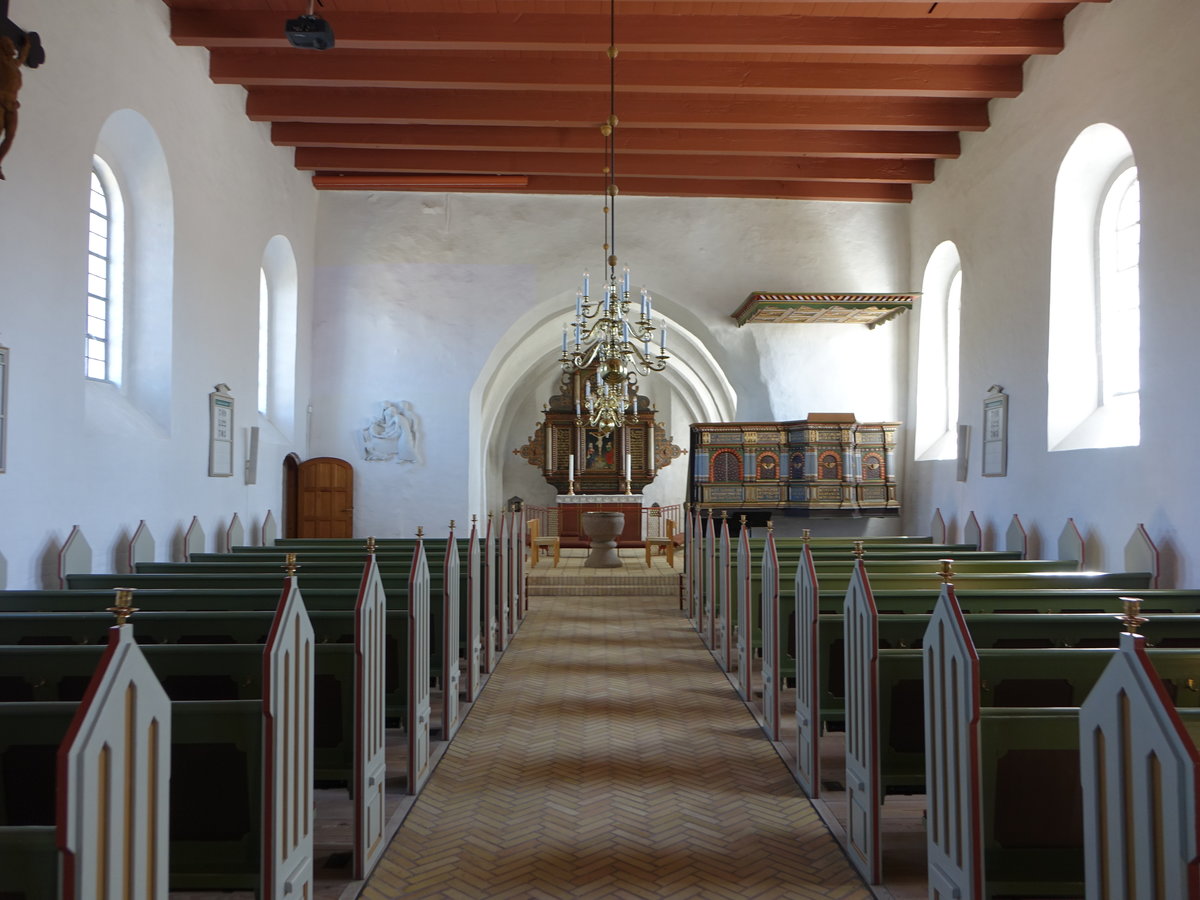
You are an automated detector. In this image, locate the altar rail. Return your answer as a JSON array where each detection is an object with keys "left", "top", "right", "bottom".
[{"left": 524, "top": 504, "right": 682, "bottom": 540}]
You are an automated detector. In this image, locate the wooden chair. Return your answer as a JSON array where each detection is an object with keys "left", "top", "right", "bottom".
[
  {"left": 527, "top": 519, "right": 560, "bottom": 568},
  {"left": 644, "top": 518, "right": 676, "bottom": 567}
]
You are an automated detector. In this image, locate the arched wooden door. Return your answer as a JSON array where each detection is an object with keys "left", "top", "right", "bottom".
[{"left": 296, "top": 456, "right": 354, "bottom": 538}]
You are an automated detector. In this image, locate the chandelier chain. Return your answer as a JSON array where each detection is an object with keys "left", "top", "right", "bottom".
[{"left": 559, "top": 0, "right": 669, "bottom": 437}]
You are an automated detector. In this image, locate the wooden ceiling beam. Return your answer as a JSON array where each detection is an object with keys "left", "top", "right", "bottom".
[
  {"left": 173, "top": 11, "right": 1063, "bottom": 55},
  {"left": 210, "top": 50, "right": 1023, "bottom": 99},
  {"left": 310, "top": 172, "right": 913, "bottom": 203},
  {"left": 247, "top": 87, "right": 990, "bottom": 132},
  {"left": 291, "top": 147, "right": 935, "bottom": 184},
  {"left": 272, "top": 123, "right": 962, "bottom": 159}
]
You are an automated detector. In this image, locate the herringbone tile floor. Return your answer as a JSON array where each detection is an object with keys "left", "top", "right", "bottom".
[{"left": 360, "top": 584, "right": 873, "bottom": 899}]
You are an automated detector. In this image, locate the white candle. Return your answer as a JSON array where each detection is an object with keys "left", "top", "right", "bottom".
[
  {"left": 576, "top": 290, "right": 583, "bottom": 317},
  {"left": 622, "top": 266, "right": 630, "bottom": 295},
  {"left": 625, "top": 453, "right": 632, "bottom": 482},
  {"left": 582, "top": 271, "right": 590, "bottom": 296},
  {"left": 562, "top": 330, "right": 568, "bottom": 353},
  {"left": 569, "top": 453, "right": 575, "bottom": 482}
]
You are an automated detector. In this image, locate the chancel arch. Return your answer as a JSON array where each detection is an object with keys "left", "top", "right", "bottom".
[{"left": 471, "top": 288, "right": 737, "bottom": 516}]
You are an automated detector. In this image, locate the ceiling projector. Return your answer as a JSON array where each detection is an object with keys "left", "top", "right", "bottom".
[{"left": 285, "top": 14, "right": 335, "bottom": 50}]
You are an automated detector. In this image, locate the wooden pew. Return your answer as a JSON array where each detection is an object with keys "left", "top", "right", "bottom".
[
  {"left": 0, "top": 617, "right": 171, "bottom": 899},
  {"left": 759, "top": 557, "right": 1152, "bottom": 746},
  {"left": 922, "top": 589, "right": 1200, "bottom": 898},
  {"left": 714, "top": 514, "right": 733, "bottom": 672},
  {"left": 69, "top": 542, "right": 461, "bottom": 738},
  {"left": 0, "top": 578, "right": 315, "bottom": 897},
  {"left": 735, "top": 517, "right": 753, "bottom": 703},
  {"left": 1079, "top": 624, "right": 1200, "bottom": 898},
  {"left": 839, "top": 566, "right": 1198, "bottom": 890},
  {"left": 260, "top": 518, "right": 491, "bottom": 689}
]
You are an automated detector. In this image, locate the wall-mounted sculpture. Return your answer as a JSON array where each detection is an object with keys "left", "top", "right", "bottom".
[{"left": 359, "top": 400, "right": 419, "bottom": 464}]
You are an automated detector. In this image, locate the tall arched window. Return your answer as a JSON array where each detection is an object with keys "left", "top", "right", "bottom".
[
  {"left": 258, "top": 268, "right": 270, "bottom": 415},
  {"left": 914, "top": 241, "right": 962, "bottom": 460},
  {"left": 1098, "top": 166, "right": 1140, "bottom": 404},
  {"left": 86, "top": 157, "right": 124, "bottom": 383},
  {"left": 260, "top": 236, "right": 299, "bottom": 435},
  {"left": 1048, "top": 124, "right": 1139, "bottom": 450},
  {"left": 88, "top": 110, "right": 174, "bottom": 431}
]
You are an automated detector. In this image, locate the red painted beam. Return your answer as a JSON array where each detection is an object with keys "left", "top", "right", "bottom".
[
  {"left": 292, "top": 147, "right": 935, "bottom": 184},
  {"left": 173, "top": 11, "right": 1064, "bottom": 56},
  {"left": 247, "top": 87, "right": 990, "bottom": 132},
  {"left": 209, "top": 49, "right": 1023, "bottom": 99},
  {"left": 271, "top": 123, "right": 962, "bottom": 159},
  {"left": 312, "top": 174, "right": 530, "bottom": 189},
  {"left": 310, "top": 172, "right": 914, "bottom": 203}
]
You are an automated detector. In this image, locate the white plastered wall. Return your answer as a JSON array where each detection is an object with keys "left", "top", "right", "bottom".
[
  {"left": 0, "top": 0, "right": 317, "bottom": 587},
  {"left": 905, "top": 0, "right": 1200, "bottom": 583},
  {"left": 311, "top": 191, "right": 911, "bottom": 535}
]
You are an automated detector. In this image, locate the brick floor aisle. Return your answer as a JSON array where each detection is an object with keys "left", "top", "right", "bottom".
[{"left": 360, "top": 587, "right": 872, "bottom": 900}]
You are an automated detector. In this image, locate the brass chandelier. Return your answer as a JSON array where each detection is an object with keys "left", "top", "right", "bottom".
[{"left": 559, "top": 0, "right": 668, "bottom": 437}]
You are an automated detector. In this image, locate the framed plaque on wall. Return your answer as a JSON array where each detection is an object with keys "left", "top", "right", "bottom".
[
  {"left": 981, "top": 386, "right": 1008, "bottom": 477},
  {"left": 209, "top": 383, "right": 235, "bottom": 477}
]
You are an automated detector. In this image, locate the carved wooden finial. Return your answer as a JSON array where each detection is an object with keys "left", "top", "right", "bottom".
[
  {"left": 853, "top": 540, "right": 864, "bottom": 559},
  {"left": 283, "top": 553, "right": 299, "bottom": 576},
  {"left": 417, "top": 526, "right": 425, "bottom": 539},
  {"left": 1119, "top": 597, "right": 1148, "bottom": 635},
  {"left": 472, "top": 514, "right": 478, "bottom": 525},
  {"left": 802, "top": 528, "right": 811, "bottom": 544},
  {"left": 720, "top": 509, "right": 728, "bottom": 519},
  {"left": 739, "top": 515, "right": 747, "bottom": 526},
  {"left": 938, "top": 559, "right": 954, "bottom": 583},
  {"left": 107, "top": 588, "right": 138, "bottom": 626},
  {"left": 767, "top": 520, "right": 774, "bottom": 533},
  {"left": 367, "top": 536, "right": 377, "bottom": 555},
  {"left": 488, "top": 511, "right": 494, "bottom": 521},
  {"left": 450, "top": 520, "right": 456, "bottom": 533}
]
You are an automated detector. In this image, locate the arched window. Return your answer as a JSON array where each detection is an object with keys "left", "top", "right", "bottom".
[
  {"left": 914, "top": 241, "right": 962, "bottom": 460},
  {"left": 1048, "top": 124, "right": 1139, "bottom": 450},
  {"left": 86, "top": 157, "right": 124, "bottom": 383},
  {"left": 258, "top": 268, "right": 270, "bottom": 415},
  {"left": 88, "top": 110, "right": 174, "bottom": 431},
  {"left": 260, "top": 236, "right": 299, "bottom": 434},
  {"left": 1097, "top": 166, "right": 1140, "bottom": 404}
]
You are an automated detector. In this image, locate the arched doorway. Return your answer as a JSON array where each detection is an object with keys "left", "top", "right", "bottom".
[{"left": 288, "top": 456, "right": 355, "bottom": 538}]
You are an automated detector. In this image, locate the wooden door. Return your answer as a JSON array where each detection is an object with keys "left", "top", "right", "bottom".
[{"left": 297, "top": 457, "right": 354, "bottom": 538}]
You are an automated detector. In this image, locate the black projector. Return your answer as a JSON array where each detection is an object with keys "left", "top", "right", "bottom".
[{"left": 285, "top": 14, "right": 335, "bottom": 50}]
